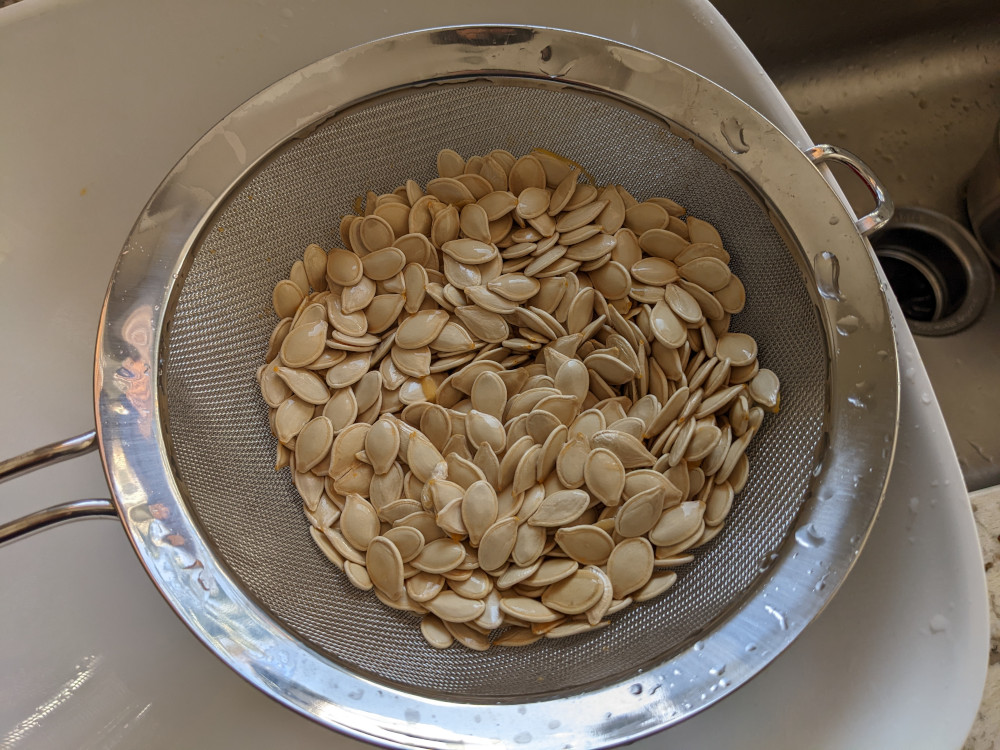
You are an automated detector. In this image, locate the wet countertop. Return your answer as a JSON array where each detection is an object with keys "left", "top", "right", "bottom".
[{"left": 966, "top": 486, "right": 1000, "bottom": 749}]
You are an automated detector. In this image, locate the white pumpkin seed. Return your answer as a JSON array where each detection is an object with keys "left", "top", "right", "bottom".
[
  {"left": 624, "top": 202, "right": 669, "bottom": 235},
  {"left": 326, "top": 249, "right": 364, "bottom": 287},
  {"left": 426, "top": 590, "right": 486, "bottom": 623},
  {"left": 508, "top": 155, "right": 547, "bottom": 195},
  {"left": 275, "top": 367, "right": 329, "bottom": 405},
  {"left": 478, "top": 517, "right": 518, "bottom": 571},
  {"left": 748, "top": 368, "right": 780, "bottom": 410},
  {"left": 615, "top": 487, "right": 665, "bottom": 538},
  {"left": 583, "top": 448, "right": 625, "bottom": 506},
  {"left": 554, "top": 525, "right": 615, "bottom": 566},
  {"left": 648, "top": 501, "right": 706, "bottom": 547},
  {"left": 590, "top": 429, "right": 655, "bottom": 468},
  {"left": 412, "top": 538, "right": 466, "bottom": 575},
  {"left": 526, "top": 489, "right": 589, "bottom": 527},
  {"left": 420, "top": 614, "right": 455, "bottom": 649}
]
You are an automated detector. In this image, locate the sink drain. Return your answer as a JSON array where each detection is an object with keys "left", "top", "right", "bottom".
[{"left": 870, "top": 206, "right": 995, "bottom": 336}]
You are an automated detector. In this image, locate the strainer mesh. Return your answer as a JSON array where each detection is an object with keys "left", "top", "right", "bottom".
[{"left": 163, "top": 81, "right": 824, "bottom": 699}]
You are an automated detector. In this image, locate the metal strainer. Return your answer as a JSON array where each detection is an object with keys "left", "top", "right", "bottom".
[{"left": 0, "top": 26, "right": 898, "bottom": 749}]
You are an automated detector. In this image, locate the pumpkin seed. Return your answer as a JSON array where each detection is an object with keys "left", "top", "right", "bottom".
[
  {"left": 554, "top": 525, "right": 615, "bottom": 566},
  {"left": 615, "top": 487, "right": 665, "bottom": 538},
  {"left": 478, "top": 190, "right": 518, "bottom": 221},
  {"left": 748, "top": 368, "right": 781, "bottom": 410},
  {"left": 526, "top": 489, "right": 589, "bottom": 527},
  {"left": 508, "top": 155, "right": 547, "bottom": 195},
  {"left": 437, "top": 148, "right": 465, "bottom": 178},
  {"left": 412, "top": 538, "right": 466, "bottom": 575},
  {"left": 465, "top": 409, "right": 506, "bottom": 453},
  {"left": 555, "top": 433, "right": 590, "bottom": 489},
  {"left": 541, "top": 568, "right": 604, "bottom": 615},
  {"left": 583, "top": 448, "right": 626, "bottom": 506},
  {"left": 478, "top": 517, "right": 518, "bottom": 571},
  {"left": 590, "top": 429, "right": 655, "bottom": 468},
  {"left": 326, "top": 249, "right": 364, "bottom": 286},
  {"left": 365, "top": 416, "right": 400, "bottom": 475},
  {"left": 339, "top": 494, "right": 380, "bottom": 551},
  {"left": 420, "top": 614, "right": 455, "bottom": 649},
  {"left": 280, "top": 319, "right": 328, "bottom": 368},
  {"left": 650, "top": 300, "right": 687, "bottom": 349},
  {"left": 589, "top": 260, "right": 631, "bottom": 300},
  {"left": 365, "top": 536, "right": 405, "bottom": 600},
  {"left": 633, "top": 570, "right": 679, "bottom": 602},
  {"left": 295, "top": 416, "right": 334, "bottom": 472},
  {"left": 607, "top": 537, "right": 655, "bottom": 598},
  {"left": 426, "top": 590, "right": 485, "bottom": 623},
  {"left": 678, "top": 256, "right": 731, "bottom": 291},
  {"left": 547, "top": 167, "right": 579, "bottom": 215},
  {"left": 649, "top": 501, "right": 706, "bottom": 547},
  {"left": 499, "top": 595, "right": 562, "bottom": 624}
]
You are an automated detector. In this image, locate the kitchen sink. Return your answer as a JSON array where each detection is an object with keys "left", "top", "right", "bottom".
[{"left": 715, "top": 0, "right": 1000, "bottom": 490}]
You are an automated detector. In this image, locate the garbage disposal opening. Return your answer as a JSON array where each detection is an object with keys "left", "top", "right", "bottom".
[{"left": 870, "top": 206, "right": 995, "bottom": 336}]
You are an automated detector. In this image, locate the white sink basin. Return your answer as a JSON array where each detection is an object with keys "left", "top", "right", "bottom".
[{"left": 0, "top": 1, "right": 989, "bottom": 748}]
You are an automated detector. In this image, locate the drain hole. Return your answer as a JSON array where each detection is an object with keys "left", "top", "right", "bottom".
[
  {"left": 876, "top": 249, "right": 944, "bottom": 321},
  {"left": 870, "top": 207, "right": 995, "bottom": 336}
]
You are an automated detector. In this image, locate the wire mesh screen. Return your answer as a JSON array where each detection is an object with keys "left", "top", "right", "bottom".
[{"left": 162, "top": 80, "right": 825, "bottom": 699}]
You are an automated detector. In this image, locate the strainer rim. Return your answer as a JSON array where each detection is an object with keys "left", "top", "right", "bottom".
[{"left": 94, "top": 24, "right": 898, "bottom": 749}]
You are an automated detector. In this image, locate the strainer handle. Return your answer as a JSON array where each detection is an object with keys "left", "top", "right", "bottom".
[
  {"left": 0, "top": 430, "right": 118, "bottom": 547},
  {"left": 0, "top": 430, "right": 98, "bottom": 483},
  {"left": 805, "top": 144, "right": 894, "bottom": 235},
  {"left": 0, "top": 499, "right": 118, "bottom": 546}
]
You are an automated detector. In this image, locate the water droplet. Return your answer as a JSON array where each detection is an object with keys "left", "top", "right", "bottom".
[
  {"left": 348, "top": 689, "right": 364, "bottom": 700},
  {"left": 692, "top": 640, "right": 705, "bottom": 652},
  {"left": 764, "top": 605, "right": 788, "bottom": 630},
  {"left": 877, "top": 349, "right": 890, "bottom": 360},
  {"left": 630, "top": 684, "right": 643, "bottom": 695},
  {"left": 405, "top": 709, "right": 420, "bottom": 722},
  {"left": 537, "top": 47, "right": 577, "bottom": 78},
  {"left": 745, "top": 643, "right": 757, "bottom": 653},
  {"left": 474, "top": 715, "right": 482, "bottom": 723},
  {"left": 814, "top": 573, "right": 830, "bottom": 592},
  {"left": 709, "top": 664, "right": 726, "bottom": 676},
  {"left": 920, "top": 392, "right": 933, "bottom": 405},
  {"left": 836, "top": 314, "right": 860, "bottom": 335},
  {"left": 757, "top": 551, "right": 779, "bottom": 572},
  {"left": 548, "top": 720, "right": 561, "bottom": 730},
  {"left": 721, "top": 117, "right": 749, "bottom": 154},
  {"left": 794, "top": 523, "right": 826, "bottom": 548},
  {"left": 814, "top": 251, "right": 842, "bottom": 300},
  {"left": 909, "top": 497, "right": 920, "bottom": 513},
  {"left": 718, "top": 678, "right": 730, "bottom": 688},
  {"left": 929, "top": 614, "right": 950, "bottom": 633},
  {"left": 517, "top": 706, "right": 527, "bottom": 715},
  {"left": 514, "top": 732, "right": 533, "bottom": 744}
]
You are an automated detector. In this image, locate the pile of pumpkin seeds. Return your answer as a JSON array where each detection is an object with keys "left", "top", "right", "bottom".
[{"left": 258, "top": 148, "right": 781, "bottom": 651}]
